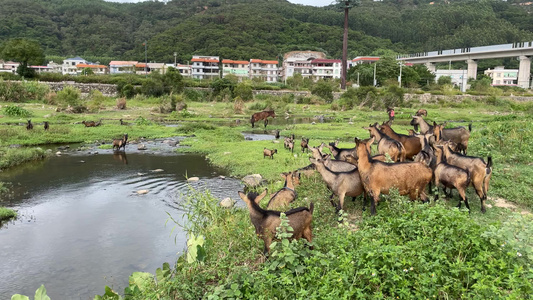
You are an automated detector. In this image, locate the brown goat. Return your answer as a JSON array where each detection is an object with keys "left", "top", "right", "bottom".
[
  {"left": 287, "top": 140, "right": 295, "bottom": 153},
  {"left": 309, "top": 157, "right": 366, "bottom": 212},
  {"left": 364, "top": 123, "right": 406, "bottom": 162},
  {"left": 407, "top": 129, "right": 417, "bottom": 136},
  {"left": 415, "top": 109, "right": 428, "bottom": 117},
  {"left": 355, "top": 137, "right": 433, "bottom": 215},
  {"left": 82, "top": 120, "right": 96, "bottom": 127},
  {"left": 112, "top": 133, "right": 128, "bottom": 151},
  {"left": 301, "top": 138, "right": 309, "bottom": 153},
  {"left": 379, "top": 123, "right": 422, "bottom": 160},
  {"left": 310, "top": 144, "right": 357, "bottom": 171},
  {"left": 238, "top": 189, "right": 313, "bottom": 255},
  {"left": 43, "top": 121, "right": 49, "bottom": 131},
  {"left": 263, "top": 148, "right": 278, "bottom": 159},
  {"left": 440, "top": 143, "right": 492, "bottom": 213},
  {"left": 326, "top": 141, "right": 358, "bottom": 161},
  {"left": 266, "top": 172, "right": 299, "bottom": 209},
  {"left": 26, "top": 119, "right": 33, "bottom": 130},
  {"left": 433, "top": 146, "right": 471, "bottom": 210},
  {"left": 433, "top": 122, "right": 471, "bottom": 155}
]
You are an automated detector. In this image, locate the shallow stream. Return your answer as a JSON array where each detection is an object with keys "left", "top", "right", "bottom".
[{"left": 0, "top": 140, "right": 243, "bottom": 299}]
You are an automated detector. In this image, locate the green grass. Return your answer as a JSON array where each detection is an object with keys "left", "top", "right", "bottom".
[
  {"left": 2, "top": 96, "right": 533, "bottom": 300},
  {"left": 0, "top": 207, "right": 17, "bottom": 221}
]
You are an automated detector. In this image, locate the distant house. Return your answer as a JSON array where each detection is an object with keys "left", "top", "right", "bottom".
[
  {"left": 76, "top": 63, "right": 108, "bottom": 75},
  {"left": 249, "top": 59, "right": 279, "bottom": 83},
  {"left": 484, "top": 66, "right": 518, "bottom": 86},
  {"left": 191, "top": 56, "right": 220, "bottom": 80},
  {"left": 222, "top": 59, "right": 249, "bottom": 80},
  {"left": 435, "top": 69, "right": 468, "bottom": 91},
  {"left": 172, "top": 64, "right": 192, "bottom": 77},
  {"left": 0, "top": 61, "right": 20, "bottom": 74},
  {"left": 109, "top": 61, "right": 138, "bottom": 74},
  {"left": 283, "top": 51, "right": 327, "bottom": 82},
  {"left": 311, "top": 59, "right": 342, "bottom": 80},
  {"left": 351, "top": 56, "right": 380, "bottom": 66},
  {"left": 135, "top": 62, "right": 167, "bottom": 75},
  {"left": 63, "top": 57, "right": 87, "bottom": 75}
]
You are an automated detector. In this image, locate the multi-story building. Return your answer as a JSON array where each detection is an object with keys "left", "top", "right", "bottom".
[
  {"left": 0, "top": 61, "right": 20, "bottom": 74},
  {"left": 310, "top": 59, "right": 342, "bottom": 80},
  {"left": 222, "top": 59, "right": 250, "bottom": 80},
  {"left": 191, "top": 56, "right": 220, "bottom": 80},
  {"left": 282, "top": 51, "right": 326, "bottom": 82},
  {"left": 76, "top": 63, "right": 108, "bottom": 75},
  {"left": 173, "top": 64, "right": 192, "bottom": 77},
  {"left": 249, "top": 59, "right": 279, "bottom": 82},
  {"left": 109, "top": 61, "right": 138, "bottom": 74},
  {"left": 484, "top": 66, "right": 518, "bottom": 86},
  {"left": 62, "top": 57, "right": 87, "bottom": 75}
]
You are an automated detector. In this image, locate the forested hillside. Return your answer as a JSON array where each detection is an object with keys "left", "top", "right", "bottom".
[{"left": 1, "top": 0, "right": 533, "bottom": 64}]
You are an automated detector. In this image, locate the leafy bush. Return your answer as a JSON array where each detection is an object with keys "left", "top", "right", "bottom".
[
  {"left": 2, "top": 105, "right": 32, "bottom": 117},
  {"left": 233, "top": 82, "right": 253, "bottom": 101},
  {"left": 55, "top": 86, "right": 82, "bottom": 108},
  {"left": 86, "top": 90, "right": 107, "bottom": 112},
  {"left": 311, "top": 79, "right": 333, "bottom": 102},
  {"left": 0, "top": 80, "right": 49, "bottom": 102},
  {"left": 183, "top": 88, "right": 205, "bottom": 102}
]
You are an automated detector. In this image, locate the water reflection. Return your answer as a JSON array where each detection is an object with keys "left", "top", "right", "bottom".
[{"left": 0, "top": 151, "right": 242, "bottom": 299}]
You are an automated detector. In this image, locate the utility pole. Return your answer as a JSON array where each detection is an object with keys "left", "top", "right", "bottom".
[
  {"left": 373, "top": 62, "right": 377, "bottom": 86},
  {"left": 174, "top": 52, "right": 177, "bottom": 66},
  {"left": 398, "top": 63, "right": 403, "bottom": 88},
  {"left": 341, "top": 1, "right": 349, "bottom": 90},
  {"left": 144, "top": 41, "right": 147, "bottom": 78}
]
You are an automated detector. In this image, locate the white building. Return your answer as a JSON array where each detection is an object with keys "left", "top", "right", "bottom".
[
  {"left": 282, "top": 51, "right": 327, "bottom": 82},
  {"left": 0, "top": 61, "right": 20, "bottom": 74},
  {"left": 191, "top": 56, "right": 220, "bottom": 80},
  {"left": 249, "top": 59, "right": 279, "bottom": 82},
  {"left": 484, "top": 66, "right": 518, "bottom": 86},
  {"left": 222, "top": 59, "right": 250, "bottom": 80},
  {"left": 62, "top": 57, "right": 87, "bottom": 75},
  {"left": 109, "top": 61, "right": 138, "bottom": 74},
  {"left": 435, "top": 69, "right": 468, "bottom": 91},
  {"left": 311, "top": 59, "right": 342, "bottom": 80},
  {"left": 76, "top": 63, "right": 108, "bottom": 75}
]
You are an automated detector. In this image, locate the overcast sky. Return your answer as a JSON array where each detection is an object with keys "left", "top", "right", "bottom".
[{"left": 105, "top": 0, "right": 334, "bottom": 7}]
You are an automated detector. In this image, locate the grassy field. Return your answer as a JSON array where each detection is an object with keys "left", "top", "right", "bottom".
[{"left": 1, "top": 96, "right": 533, "bottom": 299}]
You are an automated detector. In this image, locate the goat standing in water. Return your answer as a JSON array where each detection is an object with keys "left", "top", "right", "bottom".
[
  {"left": 112, "top": 133, "right": 128, "bottom": 151},
  {"left": 250, "top": 110, "right": 276, "bottom": 129},
  {"left": 238, "top": 189, "right": 314, "bottom": 255},
  {"left": 26, "top": 120, "right": 33, "bottom": 130}
]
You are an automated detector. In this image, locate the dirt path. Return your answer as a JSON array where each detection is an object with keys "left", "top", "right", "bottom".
[{"left": 488, "top": 197, "right": 532, "bottom": 215}]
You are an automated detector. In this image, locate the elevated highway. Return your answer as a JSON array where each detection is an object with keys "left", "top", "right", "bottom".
[{"left": 397, "top": 42, "right": 533, "bottom": 88}]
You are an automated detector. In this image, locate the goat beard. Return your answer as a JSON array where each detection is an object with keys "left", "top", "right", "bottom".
[{"left": 414, "top": 124, "right": 419, "bottom": 132}]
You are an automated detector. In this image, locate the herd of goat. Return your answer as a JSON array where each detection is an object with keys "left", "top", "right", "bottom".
[{"left": 244, "top": 109, "right": 493, "bottom": 254}]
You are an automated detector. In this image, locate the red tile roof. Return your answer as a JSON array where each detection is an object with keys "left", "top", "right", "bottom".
[
  {"left": 311, "top": 59, "right": 341, "bottom": 63},
  {"left": 191, "top": 58, "right": 219, "bottom": 63},
  {"left": 352, "top": 57, "right": 380, "bottom": 62},
  {"left": 77, "top": 64, "right": 107, "bottom": 68},
  {"left": 222, "top": 59, "right": 249, "bottom": 64},
  {"left": 250, "top": 59, "right": 278, "bottom": 65}
]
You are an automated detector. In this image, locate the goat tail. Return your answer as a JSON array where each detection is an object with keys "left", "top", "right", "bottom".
[
  {"left": 309, "top": 202, "right": 314, "bottom": 214},
  {"left": 468, "top": 123, "right": 472, "bottom": 132},
  {"left": 486, "top": 156, "right": 493, "bottom": 174}
]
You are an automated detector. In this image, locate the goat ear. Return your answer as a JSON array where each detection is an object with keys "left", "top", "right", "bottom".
[
  {"left": 256, "top": 189, "right": 268, "bottom": 202},
  {"left": 433, "top": 121, "right": 437, "bottom": 126},
  {"left": 238, "top": 191, "right": 247, "bottom": 202}
]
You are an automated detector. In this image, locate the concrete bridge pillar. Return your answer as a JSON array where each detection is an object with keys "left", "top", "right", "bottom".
[
  {"left": 425, "top": 62, "right": 436, "bottom": 73},
  {"left": 518, "top": 56, "right": 531, "bottom": 89},
  {"left": 466, "top": 59, "right": 477, "bottom": 80}
]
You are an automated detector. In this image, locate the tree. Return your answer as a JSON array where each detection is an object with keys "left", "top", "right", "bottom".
[{"left": 0, "top": 39, "right": 44, "bottom": 78}]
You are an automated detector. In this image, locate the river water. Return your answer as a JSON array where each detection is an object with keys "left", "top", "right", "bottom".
[{"left": 0, "top": 142, "right": 243, "bottom": 299}]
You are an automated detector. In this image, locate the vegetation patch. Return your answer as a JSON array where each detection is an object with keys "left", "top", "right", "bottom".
[{"left": 0, "top": 206, "right": 17, "bottom": 221}]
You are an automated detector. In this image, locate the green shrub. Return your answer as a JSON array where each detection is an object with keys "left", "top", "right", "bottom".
[
  {"left": 311, "top": 80, "right": 333, "bottom": 102},
  {"left": 183, "top": 88, "right": 205, "bottom": 102},
  {"left": 56, "top": 86, "right": 82, "bottom": 108},
  {"left": 2, "top": 105, "right": 32, "bottom": 117},
  {"left": 0, "top": 80, "right": 49, "bottom": 103},
  {"left": 233, "top": 82, "right": 253, "bottom": 101}
]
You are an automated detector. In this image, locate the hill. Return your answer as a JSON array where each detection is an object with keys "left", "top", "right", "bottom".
[{"left": 1, "top": 0, "right": 533, "bottom": 64}]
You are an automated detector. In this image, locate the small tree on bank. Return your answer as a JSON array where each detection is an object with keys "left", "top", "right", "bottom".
[{"left": 0, "top": 39, "right": 45, "bottom": 78}]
